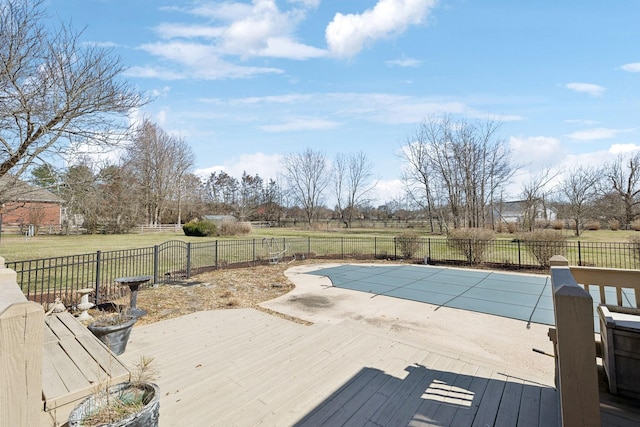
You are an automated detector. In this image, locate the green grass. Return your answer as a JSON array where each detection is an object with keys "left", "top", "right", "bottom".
[{"left": 0, "top": 226, "right": 638, "bottom": 263}]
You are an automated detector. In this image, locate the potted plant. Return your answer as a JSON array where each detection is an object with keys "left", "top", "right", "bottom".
[
  {"left": 88, "top": 308, "right": 137, "bottom": 356},
  {"left": 68, "top": 356, "right": 160, "bottom": 427}
]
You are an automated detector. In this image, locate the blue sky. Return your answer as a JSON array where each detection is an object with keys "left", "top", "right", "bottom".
[{"left": 50, "top": 0, "right": 640, "bottom": 204}]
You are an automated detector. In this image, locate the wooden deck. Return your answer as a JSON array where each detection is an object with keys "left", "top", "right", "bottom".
[
  {"left": 119, "top": 309, "right": 560, "bottom": 426},
  {"left": 42, "top": 312, "right": 130, "bottom": 413}
]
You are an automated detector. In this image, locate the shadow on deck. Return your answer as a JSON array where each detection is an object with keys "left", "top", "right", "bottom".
[{"left": 295, "top": 364, "right": 559, "bottom": 427}]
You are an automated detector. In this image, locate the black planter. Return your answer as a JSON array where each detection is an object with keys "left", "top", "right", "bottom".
[
  {"left": 67, "top": 382, "right": 160, "bottom": 427},
  {"left": 88, "top": 315, "right": 137, "bottom": 355}
]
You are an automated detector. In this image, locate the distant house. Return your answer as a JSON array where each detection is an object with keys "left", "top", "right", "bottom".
[
  {"left": 202, "top": 215, "right": 237, "bottom": 226},
  {"left": 0, "top": 178, "right": 64, "bottom": 229},
  {"left": 494, "top": 200, "right": 557, "bottom": 224}
]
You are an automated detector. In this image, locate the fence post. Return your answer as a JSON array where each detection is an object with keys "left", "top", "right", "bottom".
[
  {"left": 308, "top": 236, "right": 311, "bottom": 256},
  {"left": 186, "top": 242, "right": 192, "bottom": 278},
  {"left": 394, "top": 237, "right": 397, "bottom": 260},
  {"left": 341, "top": 237, "right": 344, "bottom": 259},
  {"left": 517, "top": 239, "right": 521, "bottom": 269},
  {"left": 549, "top": 255, "right": 601, "bottom": 427},
  {"left": 374, "top": 237, "right": 377, "bottom": 259},
  {"left": 0, "top": 259, "right": 43, "bottom": 427},
  {"left": 252, "top": 239, "right": 256, "bottom": 263},
  {"left": 94, "top": 251, "right": 101, "bottom": 305},
  {"left": 428, "top": 238, "right": 431, "bottom": 262},
  {"left": 153, "top": 246, "right": 159, "bottom": 284},
  {"left": 578, "top": 240, "right": 582, "bottom": 266},
  {"left": 215, "top": 240, "right": 218, "bottom": 270}
]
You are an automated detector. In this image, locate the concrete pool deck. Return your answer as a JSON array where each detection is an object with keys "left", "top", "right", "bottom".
[{"left": 260, "top": 263, "right": 557, "bottom": 385}]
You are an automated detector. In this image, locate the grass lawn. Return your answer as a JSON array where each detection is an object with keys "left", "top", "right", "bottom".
[{"left": 0, "top": 226, "right": 637, "bottom": 262}]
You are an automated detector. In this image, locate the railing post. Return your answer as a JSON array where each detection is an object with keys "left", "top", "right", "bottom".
[
  {"left": 252, "top": 239, "right": 256, "bottom": 263},
  {"left": 186, "top": 242, "right": 192, "bottom": 278},
  {"left": 215, "top": 240, "right": 218, "bottom": 270},
  {"left": 517, "top": 239, "right": 521, "bottom": 269},
  {"left": 0, "top": 258, "right": 43, "bottom": 427},
  {"left": 549, "top": 255, "right": 601, "bottom": 427},
  {"left": 374, "top": 237, "right": 377, "bottom": 259},
  {"left": 578, "top": 240, "right": 582, "bottom": 266},
  {"left": 153, "top": 245, "right": 159, "bottom": 284},
  {"left": 394, "top": 237, "right": 397, "bottom": 260},
  {"left": 94, "top": 251, "right": 101, "bottom": 305}
]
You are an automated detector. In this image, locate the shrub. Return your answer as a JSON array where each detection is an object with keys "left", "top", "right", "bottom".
[
  {"left": 507, "top": 222, "right": 517, "bottom": 234},
  {"left": 396, "top": 231, "right": 421, "bottom": 259},
  {"left": 447, "top": 228, "right": 495, "bottom": 264},
  {"left": 628, "top": 235, "right": 640, "bottom": 260},
  {"left": 631, "top": 220, "right": 640, "bottom": 231},
  {"left": 518, "top": 229, "right": 567, "bottom": 267},
  {"left": 182, "top": 220, "right": 217, "bottom": 237},
  {"left": 217, "top": 221, "right": 251, "bottom": 236},
  {"left": 585, "top": 221, "right": 601, "bottom": 231},
  {"left": 494, "top": 222, "right": 505, "bottom": 233},
  {"left": 551, "top": 220, "right": 564, "bottom": 230},
  {"left": 608, "top": 219, "right": 620, "bottom": 231}
]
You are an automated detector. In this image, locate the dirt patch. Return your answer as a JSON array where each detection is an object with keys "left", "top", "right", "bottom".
[
  {"left": 82, "top": 258, "right": 405, "bottom": 327},
  {"left": 287, "top": 294, "right": 334, "bottom": 310}
]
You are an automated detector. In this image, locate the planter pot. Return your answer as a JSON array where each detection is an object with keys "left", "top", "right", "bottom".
[
  {"left": 88, "top": 315, "right": 137, "bottom": 355},
  {"left": 68, "top": 382, "right": 160, "bottom": 427}
]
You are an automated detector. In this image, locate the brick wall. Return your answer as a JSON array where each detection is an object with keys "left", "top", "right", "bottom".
[{"left": 2, "top": 202, "right": 61, "bottom": 226}]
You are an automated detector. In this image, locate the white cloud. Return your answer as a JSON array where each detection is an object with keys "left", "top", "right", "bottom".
[
  {"left": 370, "top": 179, "right": 404, "bottom": 204},
  {"left": 565, "top": 119, "right": 598, "bottom": 125},
  {"left": 621, "top": 63, "right": 640, "bottom": 73},
  {"left": 565, "top": 82, "right": 606, "bottom": 97},
  {"left": 137, "top": 41, "right": 284, "bottom": 79},
  {"left": 385, "top": 57, "right": 422, "bottom": 67},
  {"left": 260, "top": 118, "right": 340, "bottom": 132},
  {"left": 154, "top": 23, "right": 225, "bottom": 39},
  {"left": 195, "top": 152, "right": 284, "bottom": 181},
  {"left": 510, "top": 136, "right": 564, "bottom": 171},
  {"left": 609, "top": 144, "right": 640, "bottom": 155},
  {"left": 257, "top": 37, "right": 326, "bottom": 59},
  {"left": 567, "top": 127, "right": 630, "bottom": 141},
  {"left": 326, "top": 0, "right": 438, "bottom": 58},
  {"left": 142, "top": 0, "right": 325, "bottom": 80}
]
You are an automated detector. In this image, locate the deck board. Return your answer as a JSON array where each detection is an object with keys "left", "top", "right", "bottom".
[
  {"left": 41, "top": 312, "right": 130, "bottom": 412},
  {"left": 119, "top": 309, "right": 561, "bottom": 427}
]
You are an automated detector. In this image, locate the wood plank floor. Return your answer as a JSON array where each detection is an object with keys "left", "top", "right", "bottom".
[
  {"left": 42, "top": 312, "right": 130, "bottom": 412},
  {"left": 119, "top": 309, "right": 560, "bottom": 427}
]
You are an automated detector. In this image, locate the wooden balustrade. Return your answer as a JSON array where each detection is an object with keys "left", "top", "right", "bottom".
[
  {"left": 0, "top": 256, "right": 44, "bottom": 426},
  {"left": 549, "top": 255, "right": 601, "bottom": 427}
]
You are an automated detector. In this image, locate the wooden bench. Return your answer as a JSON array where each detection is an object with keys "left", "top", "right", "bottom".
[{"left": 42, "top": 311, "right": 131, "bottom": 413}]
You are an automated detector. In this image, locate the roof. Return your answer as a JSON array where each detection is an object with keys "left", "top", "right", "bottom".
[{"left": 0, "top": 177, "right": 65, "bottom": 204}]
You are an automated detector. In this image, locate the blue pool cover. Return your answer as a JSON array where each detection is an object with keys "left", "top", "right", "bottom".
[{"left": 308, "top": 264, "right": 636, "bottom": 331}]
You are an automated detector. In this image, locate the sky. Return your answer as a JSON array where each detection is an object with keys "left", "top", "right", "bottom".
[{"left": 49, "top": 0, "right": 640, "bottom": 205}]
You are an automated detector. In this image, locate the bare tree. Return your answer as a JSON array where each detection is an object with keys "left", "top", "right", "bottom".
[
  {"left": 558, "top": 166, "right": 601, "bottom": 236},
  {"left": 604, "top": 152, "right": 640, "bottom": 227},
  {"left": 237, "top": 172, "right": 264, "bottom": 221},
  {"left": 203, "top": 171, "right": 239, "bottom": 213},
  {"left": 282, "top": 148, "right": 329, "bottom": 225},
  {"left": 401, "top": 115, "right": 515, "bottom": 229},
  {"left": 124, "top": 119, "right": 194, "bottom": 226},
  {"left": 333, "top": 152, "right": 377, "bottom": 228},
  {"left": 519, "top": 167, "right": 558, "bottom": 231},
  {"left": 0, "top": 0, "right": 145, "bottom": 188}
]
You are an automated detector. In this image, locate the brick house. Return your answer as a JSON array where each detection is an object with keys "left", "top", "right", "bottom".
[{"left": 0, "top": 178, "right": 64, "bottom": 230}]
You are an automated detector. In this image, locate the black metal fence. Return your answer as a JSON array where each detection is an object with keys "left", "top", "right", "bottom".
[{"left": 8, "top": 237, "right": 640, "bottom": 308}]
